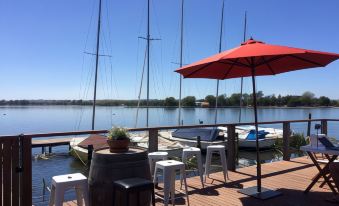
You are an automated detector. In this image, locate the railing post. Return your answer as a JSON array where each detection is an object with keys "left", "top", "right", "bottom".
[
  {"left": 88, "top": 145, "right": 93, "bottom": 165},
  {"left": 227, "top": 124, "right": 236, "bottom": 171},
  {"left": 283, "top": 122, "right": 290, "bottom": 161},
  {"left": 22, "top": 136, "right": 32, "bottom": 206},
  {"left": 307, "top": 113, "right": 312, "bottom": 137},
  {"left": 148, "top": 129, "right": 158, "bottom": 153},
  {"left": 321, "top": 120, "right": 328, "bottom": 135}
]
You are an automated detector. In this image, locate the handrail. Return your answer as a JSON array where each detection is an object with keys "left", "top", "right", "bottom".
[{"left": 0, "top": 118, "right": 337, "bottom": 139}]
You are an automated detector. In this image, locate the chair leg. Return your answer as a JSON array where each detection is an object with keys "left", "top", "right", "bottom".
[
  {"left": 170, "top": 170, "right": 176, "bottom": 206},
  {"left": 182, "top": 167, "right": 190, "bottom": 206},
  {"left": 204, "top": 150, "right": 212, "bottom": 182},
  {"left": 48, "top": 185, "right": 55, "bottom": 206},
  {"left": 75, "top": 187, "right": 83, "bottom": 206},
  {"left": 151, "top": 185, "right": 156, "bottom": 206},
  {"left": 219, "top": 150, "right": 228, "bottom": 183},
  {"left": 153, "top": 166, "right": 158, "bottom": 184},
  {"left": 125, "top": 190, "right": 129, "bottom": 206},
  {"left": 181, "top": 154, "right": 187, "bottom": 190},
  {"left": 81, "top": 183, "right": 89, "bottom": 206},
  {"left": 112, "top": 186, "right": 116, "bottom": 206},
  {"left": 163, "top": 168, "right": 171, "bottom": 206},
  {"left": 137, "top": 190, "right": 140, "bottom": 206},
  {"left": 54, "top": 187, "right": 65, "bottom": 206},
  {"left": 196, "top": 153, "right": 204, "bottom": 188}
]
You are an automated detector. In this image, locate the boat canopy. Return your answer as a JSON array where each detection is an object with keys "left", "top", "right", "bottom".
[
  {"left": 246, "top": 130, "right": 269, "bottom": 140},
  {"left": 78, "top": 134, "right": 108, "bottom": 150},
  {"left": 172, "top": 128, "right": 220, "bottom": 141}
]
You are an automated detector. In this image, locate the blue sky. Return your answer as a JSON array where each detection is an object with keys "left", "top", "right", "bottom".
[{"left": 1, "top": 0, "right": 339, "bottom": 100}]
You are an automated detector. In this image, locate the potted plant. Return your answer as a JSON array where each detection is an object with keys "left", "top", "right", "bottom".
[{"left": 107, "top": 127, "right": 130, "bottom": 153}]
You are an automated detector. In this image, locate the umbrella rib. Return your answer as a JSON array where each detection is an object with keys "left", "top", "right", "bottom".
[
  {"left": 245, "top": 57, "right": 252, "bottom": 66},
  {"left": 184, "top": 62, "right": 215, "bottom": 78},
  {"left": 261, "top": 56, "right": 276, "bottom": 75},
  {"left": 223, "top": 59, "right": 251, "bottom": 67},
  {"left": 289, "top": 54, "right": 325, "bottom": 67},
  {"left": 221, "top": 58, "right": 238, "bottom": 79},
  {"left": 254, "top": 55, "right": 289, "bottom": 68}
]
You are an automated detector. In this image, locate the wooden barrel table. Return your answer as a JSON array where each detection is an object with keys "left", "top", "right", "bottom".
[{"left": 88, "top": 147, "right": 151, "bottom": 206}]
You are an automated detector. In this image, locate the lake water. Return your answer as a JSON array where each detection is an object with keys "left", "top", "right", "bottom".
[
  {"left": 1, "top": 106, "right": 339, "bottom": 205},
  {"left": 1, "top": 105, "right": 339, "bottom": 136}
]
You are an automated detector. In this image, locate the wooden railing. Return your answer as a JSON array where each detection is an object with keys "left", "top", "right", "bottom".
[
  {"left": 0, "top": 135, "right": 32, "bottom": 206},
  {"left": 1, "top": 118, "right": 339, "bottom": 205}
]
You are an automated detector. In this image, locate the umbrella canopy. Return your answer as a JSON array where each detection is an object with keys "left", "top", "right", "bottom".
[
  {"left": 175, "top": 38, "right": 339, "bottom": 199},
  {"left": 176, "top": 38, "right": 339, "bottom": 79}
]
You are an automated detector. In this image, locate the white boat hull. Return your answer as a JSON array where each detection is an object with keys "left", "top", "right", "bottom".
[
  {"left": 70, "top": 137, "right": 89, "bottom": 164},
  {"left": 160, "top": 126, "right": 282, "bottom": 150},
  {"left": 238, "top": 138, "right": 277, "bottom": 149}
]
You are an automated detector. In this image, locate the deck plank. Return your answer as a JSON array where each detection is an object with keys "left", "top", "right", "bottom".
[{"left": 64, "top": 156, "right": 337, "bottom": 206}]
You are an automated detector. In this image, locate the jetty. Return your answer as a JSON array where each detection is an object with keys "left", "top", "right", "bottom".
[{"left": 32, "top": 137, "right": 73, "bottom": 153}]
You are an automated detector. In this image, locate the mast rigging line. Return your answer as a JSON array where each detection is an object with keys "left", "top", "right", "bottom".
[
  {"left": 91, "top": 0, "right": 102, "bottom": 130},
  {"left": 135, "top": 46, "right": 148, "bottom": 128},
  {"left": 178, "top": 0, "right": 185, "bottom": 126},
  {"left": 214, "top": 0, "right": 225, "bottom": 124},
  {"left": 239, "top": 11, "right": 247, "bottom": 123}
]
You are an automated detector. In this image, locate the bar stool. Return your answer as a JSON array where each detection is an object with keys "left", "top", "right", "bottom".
[
  {"left": 148, "top": 152, "right": 168, "bottom": 176},
  {"left": 113, "top": 177, "right": 155, "bottom": 206},
  {"left": 204, "top": 145, "right": 228, "bottom": 183},
  {"left": 182, "top": 147, "right": 204, "bottom": 188},
  {"left": 153, "top": 160, "right": 189, "bottom": 206},
  {"left": 49, "top": 173, "right": 89, "bottom": 206}
]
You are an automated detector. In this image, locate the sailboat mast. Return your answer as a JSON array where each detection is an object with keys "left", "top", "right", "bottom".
[
  {"left": 214, "top": 0, "right": 225, "bottom": 124},
  {"left": 178, "top": 0, "right": 184, "bottom": 125},
  {"left": 91, "top": 0, "right": 102, "bottom": 130},
  {"left": 238, "top": 11, "right": 247, "bottom": 123},
  {"left": 146, "top": 0, "right": 150, "bottom": 127}
]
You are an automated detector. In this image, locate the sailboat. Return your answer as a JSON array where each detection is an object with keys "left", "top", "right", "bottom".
[
  {"left": 127, "top": 0, "right": 186, "bottom": 157},
  {"left": 162, "top": 3, "right": 283, "bottom": 150},
  {"left": 70, "top": 0, "right": 109, "bottom": 164}
]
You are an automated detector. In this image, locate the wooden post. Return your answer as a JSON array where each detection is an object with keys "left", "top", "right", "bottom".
[
  {"left": 307, "top": 113, "right": 312, "bottom": 137},
  {"left": 321, "top": 120, "right": 328, "bottom": 135},
  {"left": 49, "top": 146, "right": 52, "bottom": 154},
  {"left": 283, "top": 122, "right": 290, "bottom": 161},
  {"left": 22, "top": 136, "right": 32, "bottom": 206},
  {"left": 196, "top": 136, "right": 201, "bottom": 149},
  {"left": 227, "top": 125, "right": 236, "bottom": 171},
  {"left": 88, "top": 145, "right": 93, "bottom": 165},
  {"left": 148, "top": 129, "right": 158, "bottom": 153}
]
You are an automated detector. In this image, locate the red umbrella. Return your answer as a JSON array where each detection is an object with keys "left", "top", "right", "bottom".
[{"left": 175, "top": 38, "right": 339, "bottom": 199}]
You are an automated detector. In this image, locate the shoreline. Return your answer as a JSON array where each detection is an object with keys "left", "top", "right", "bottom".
[{"left": 0, "top": 105, "right": 338, "bottom": 109}]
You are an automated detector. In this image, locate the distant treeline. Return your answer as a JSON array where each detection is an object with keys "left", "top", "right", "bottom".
[{"left": 1, "top": 91, "right": 338, "bottom": 107}]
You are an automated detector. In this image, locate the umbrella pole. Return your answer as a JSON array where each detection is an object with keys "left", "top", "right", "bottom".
[
  {"left": 238, "top": 68, "right": 281, "bottom": 199},
  {"left": 251, "top": 69, "right": 261, "bottom": 193}
]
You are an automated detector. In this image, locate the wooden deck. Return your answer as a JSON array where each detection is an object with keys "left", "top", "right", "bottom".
[{"left": 64, "top": 156, "right": 338, "bottom": 206}]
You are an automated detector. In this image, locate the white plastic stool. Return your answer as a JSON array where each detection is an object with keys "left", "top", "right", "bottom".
[
  {"left": 49, "top": 173, "right": 89, "bottom": 206},
  {"left": 153, "top": 160, "right": 189, "bottom": 206},
  {"left": 148, "top": 151, "right": 168, "bottom": 176},
  {"left": 204, "top": 145, "right": 228, "bottom": 183},
  {"left": 182, "top": 147, "right": 204, "bottom": 188}
]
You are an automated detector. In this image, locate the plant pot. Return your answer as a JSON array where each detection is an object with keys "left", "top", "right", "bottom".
[{"left": 107, "top": 139, "right": 130, "bottom": 153}]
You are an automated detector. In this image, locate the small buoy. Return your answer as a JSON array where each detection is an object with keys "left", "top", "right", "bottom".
[
  {"left": 3, "top": 113, "right": 6, "bottom": 115},
  {"left": 112, "top": 113, "right": 116, "bottom": 115}
]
